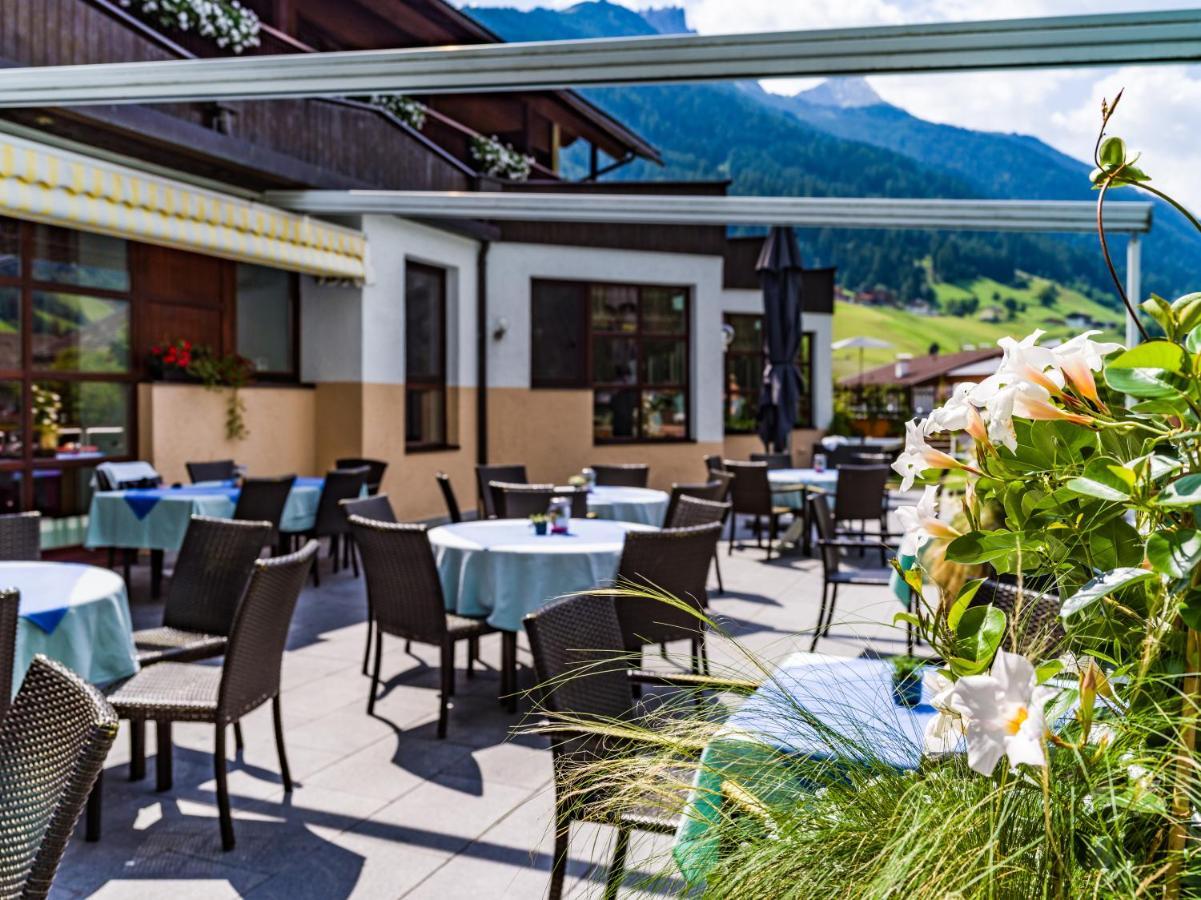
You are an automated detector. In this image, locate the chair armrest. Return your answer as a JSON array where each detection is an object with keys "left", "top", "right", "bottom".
[{"left": 628, "top": 670, "right": 760, "bottom": 694}]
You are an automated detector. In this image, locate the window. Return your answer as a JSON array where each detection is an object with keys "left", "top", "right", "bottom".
[
  {"left": 405, "top": 261, "right": 447, "bottom": 449},
  {"left": 723, "top": 313, "right": 814, "bottom": 433},
  {"left": 531, "top": 279, "right": 690, "bottom": 443},
  {"left": 236, "top": 264, "right": 296, "bottom": 377}
]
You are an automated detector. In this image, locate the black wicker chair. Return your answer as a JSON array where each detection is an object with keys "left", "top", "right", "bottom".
[
  {"left": 349, "top": 517, "right": 498, "bottom": 738},
  {"left": 435, "top": 472, "right": 462, "bottom": 523},
  {"left": 524, "top": 593, "right": 756, "bottom": 900},
  {"left": 666, "top": 491, "right": 731, "bottom": 593},
  {"left": 284, "top": 466, "right": 368, "bottom": 585},
  {"left": 662, "top": 481, "right": 725, "bottom": 527},
  {"left": 0, "top": 655, "right": 118, "bottom": 898},
  {"left": 340, "top": 494, "right": 398, "bottom": 676},
  {"left": 703, "top": 454, "right": 726, "bottom": 475},
  {"left": 335, "top": 458, "right": 388, "bottom": 495},
  {"left": 831, "top": 464, "right": 892, "bottom": 562},
  {"left": 723, "top": 460, "right": 790, "bottom": 561},
  {"left": 491, "top": 482, "right": 555, "bottom": 519},
  {"left": 475, "top": 464, "right": 527, "bottom": 518},
  {"left": 750, "top": 452, "right": 792, "bottom": 470},
  {"left": 971, "top": 579, "right": 1065, "bottom": 656},
  {"left": 233, "top": 475, "right": 295, "bottom": 552},
  {"left": 185, "top": 460, "right": 237, "bottom": 483},
  {"left": 0, "top": 512, "right": 40, "bottom": 562},
  {"left": 0, "top": 590, "right": 17, "bottom": 720},
  {"left": 92, "top": 541, "right": 318, "bottom": 851},
  {"left": 591, "top": 463, "right": 649, "bottom": 488}
]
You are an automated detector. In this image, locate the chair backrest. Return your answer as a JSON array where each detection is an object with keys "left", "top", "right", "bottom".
[
  {"left": 435, "top": 472, "right": 462, "bottom": 523},
  {"left": 0, "top": 656, "right": 117, "bottom": 899},
  {"left": 669, "top": 495, "right": 731, "bottom": 529},
  {"left": 232, "top": 476, "right": 295, "bottom": 535},
  {"left": 972, "top": 579, "right": 1065, "bottom": 656},
  {"left": 162, "top": 516, "right": 273, "bottom": 638},
  {"left": 335, "top": 458, "right": 388, "bottom": 495},
  {"left": 708, "top": 470, "right": 734, "bottom": 502},
  {"left": 591, "top": 463, "right": 649, "bottom": 488},
  {"left": 750, "top": 452, "right": 791, "bottom": 470},
  {"left": 475, "top": 464, "right": 528, "bottom": 518},
  {"left": 809, "top": 494, "right": 841, "bottom": 576},
  {"left": 663, "top": 481, "right": 723, "bottom": 526},
  {"left": 348, "top": 517, "right": 450, "bottom": 642},
  {"left": 313, "top": 467, "right": 369, "bottom": 536},
  {"left": 0, "top": 590, "right": 17, "bottom": 717},
  {"left": 615, "top": 523, "right": 722, "bottom": 649},
  {"left": 340, "top": 494, "right": 397, "bottom": 524},
  {"left": 218, "top": 541, "right": 318, "bottom": 722},
  {"left": 833, "top": 465, "right": 891, "bottom": 522},
  {"left": 185, "top": 459, "right": 236, "bottom": 484},
  {"left": 491, "top": 482, "right": 556, "bottom": 519},
  {"left": 703, "top": 454, "right": 726, "bottom": 475},
  {"left": 0, "top": 512, "right": 39, "bottom": 562},
  {"left": 524, "top": 593, "right": 637, "bottom": 723},
  {"left": 723, "top": 460, "right": 773, "bottom": 516},
  {"left": 94, "top": 461, "right": 160, "bottom": 491}
]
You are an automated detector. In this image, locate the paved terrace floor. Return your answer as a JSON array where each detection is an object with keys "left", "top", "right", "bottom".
[{"left": 50, "top": 514, "right": 912, "bottom": 899}]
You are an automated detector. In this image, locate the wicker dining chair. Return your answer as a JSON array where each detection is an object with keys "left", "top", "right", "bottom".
[
  {"left": 750, "top": 452, "right": 792, "bottom": 470},
  {"left": 723, "top": 460, "right": 790, "bottom": 561},
  {"left": 591, "top": 463, "right": 649, "bottom": 488},
  {"left": 232, "top": 475, "right": 295, "bottom": 551},
  {"left": 185, "top": 460, "right": 237, "bottom": 484},
  {"left": 0, "top": 590, "right": 17, "bottom": 720},
  {"left": 92, "top": 541, "right": 317, "bottom": 851},
  {"left": 340, "top": 494, "right": 398, "bottom": 676},
  {"left": 524, "top": 593, "right": 756, "bottom": 900},
  {"left": 284, "top": 466, "right": 368, "bottom": 585},
  {"left": 435, "top": 472, "right": 462, "bottom": 523},
  {"left": 614, "top": 523, "right": 722, "bottom": 673},
  {"left": 662, "top": 481, "right": 725, "bottom": 527},
  {"left": 0, "top": 655, "right": 118, "bottom": 899},
  {"left": 475, "top": 464, "right": 528, "bottom": 518},
  {"left": 663, "top": 488, "right": 729, "bottom": 593},
  {"left": 703, "top": 454, "right": 726, "bottom": 475},
  {"left": 810, "top": 493, "right": 893, "bottom": 652},
  {"left": 349, "top": 516, "right": 498, "bottom": 738},
  {"left": 0, "top": 512, "right": 40, "bottom": 562},
  {"left": 490, "top": 482, "right": 555, "bottom": 519},
  {"left": 831, "top": 464, "right": 892, "bottom": 562},
  {"left": 335, "top": 458, "right": 388, "bottom": 495},
  {"left": 971, "top": 578, "right": 1065, "bottom": 657}
]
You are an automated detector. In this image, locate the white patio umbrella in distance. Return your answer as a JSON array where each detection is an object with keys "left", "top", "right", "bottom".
[{"left": 832, "top": 335, "right": 894, "bottom": 389}]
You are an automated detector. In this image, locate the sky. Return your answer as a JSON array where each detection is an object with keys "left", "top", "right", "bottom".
[{"left": 452, "top": 0, "right": 1201, "bottom": 210}]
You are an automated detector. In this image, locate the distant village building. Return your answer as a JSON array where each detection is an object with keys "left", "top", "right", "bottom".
[{"left": 839, "top": 348, "right": 1003, "bottom": 417}]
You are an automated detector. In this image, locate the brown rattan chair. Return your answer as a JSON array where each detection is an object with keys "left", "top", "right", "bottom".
[
  {"left": 591, "top": 463, "right": 649, "bottom": 488},
  {"left": 0, "top": 590, "right": 17, "bottom": 720},
  {"left": 233, "top": 475, "right": 295, "bottom": 551},
  {"left": 971, "top": 579, "right": 1065, "bottom": 657},
  {"left": 185, "top": 460, "right": 237, "bottom": 483},
  {"left": 340, "top": 494, "right": 398, "bottom": 676},
  {"left": 665, "top": 489, "right": 730, "bottom": 592},
  {"left": 662, "top": 481, "right": 724, "bottom": 527},
  {"left": 524, "top": 593, "right": 756, "bottom": 900},
  {"left": 349, "top": 516, "right": 498, "bottom": 738},
  {"left": 93, "top": 540, "right": 318, "bottom": 851},
  {"left": 0, "top": 512, "right": 40, "bottom": 562},
  {"left": 335, "top": 457, "right": 388, "bottom": 495},
  {"left": 810, "top": 493, "right": 893, "bottom": 652},
  {"left": 435, "top": 472, "right": 462, "bottom": 523},
  {"left": 723, "top": 460, "right": 790, "bottom": 561},
  {"left": 750, "top": 452, "right": 792, "bottom": 470},
  {"left": 475, "top": 464, "right": 527, "bottom": 518},
  {"left": 0, "top": 655, "right": 118, "bottom": 898},
  {"left": 490, "top": 482, "right": 556, "bottom": 519},
  {"left": 831, "top": 464, "right": 892, "bottom": 563},
  {"left": 703, "top": 454, "right": 726, "bottom": 475},
  {"left": 284, "top": 466, "right": 368, "bottom": 585}
]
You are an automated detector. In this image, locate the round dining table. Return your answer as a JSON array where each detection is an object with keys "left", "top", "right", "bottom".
[
  {"left": 583, "top": 485, "right": 669, "bottom": 526},
  {"left": 1, "top": 561, "right": 139, "bottom": 692},
  {"left": 428, "top": 518, "right": 657, "bottom": 632}
]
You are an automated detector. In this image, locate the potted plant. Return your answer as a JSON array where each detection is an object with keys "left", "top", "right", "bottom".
[
  {"left": 529, "top": 513, "right": 549, "bottom": 536},
  {"left": 147, "top": 339, "right": 194, "bottom": 382},
  {"left": 31, "top": 385, "right": 61, "bottom": 456},
  {"left": 189, "top": 348, "right": 254, "bottom": 441},
  {"left": 890, "top": 655, "right": 925, "bottom": 707}
]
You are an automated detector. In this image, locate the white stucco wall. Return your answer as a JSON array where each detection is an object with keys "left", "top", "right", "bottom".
[
  {"left": 720, "top": 287, "right": 834, "bottom": 430},
  {"left": 485, "top": 243, "right": 727, "bottom": 443}
]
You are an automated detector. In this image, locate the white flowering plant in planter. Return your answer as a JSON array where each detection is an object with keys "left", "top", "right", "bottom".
[
  {"left": 118, "top": 0, "right": 261, "bottom": 53},
  {"left": 469, "top": 135, "right": 534, "bottom": 182}
]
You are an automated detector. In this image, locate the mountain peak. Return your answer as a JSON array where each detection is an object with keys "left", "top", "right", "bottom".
[
  {"left": 797, "top": 78, "right": 884, "bottom": 109},
  {"left": 637, "top": 6, "right": 691, "bottom": 34}
]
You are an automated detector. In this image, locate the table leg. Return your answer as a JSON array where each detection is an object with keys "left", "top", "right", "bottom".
[{"left": 150, "top": 549, "right": 164, "bottom": 600}]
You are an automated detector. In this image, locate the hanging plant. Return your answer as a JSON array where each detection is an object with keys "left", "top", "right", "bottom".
[
  {"left": 187, "top": 346, "right": 254, "bottom": 441},
  {"left": 368, "top": 95, "right": 427, "bottom": 131},
  {"left": 470, "top": 135, "right": 534, "bottom": 182},
  {"left": 118, "top": 0, "right": 262, "bottom": 53}
]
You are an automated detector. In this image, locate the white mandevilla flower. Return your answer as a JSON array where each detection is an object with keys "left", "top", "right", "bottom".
[
  {"left": 892, "top": 419, "right": 965, "bottom": 491},
  {"left": 946, "top": 650, "right": 1058, "bottom": 776},
  {"left": 1052, "top": 331, "right": 1123, "bottom": 405},
  {"left": 922, "top": 669, "right": 965, "bottom": 757},
  {"left": 896, "top": 485, "right": 960, "bottom": 556}
]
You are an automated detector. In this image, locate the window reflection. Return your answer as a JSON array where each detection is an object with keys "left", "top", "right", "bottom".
[
  {"left": 32, "top": 292, "right": 130, "bottom": 372},
  {"left": 32, "top": 225, "right": 129, "bottom": 291},
  {"left": 34, "top": 380, "right": 130, "bottom": 459}
]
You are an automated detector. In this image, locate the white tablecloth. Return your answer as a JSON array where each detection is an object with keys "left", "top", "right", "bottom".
[
  {"left": 769, "top": 468, "right": 839, "bottom": 507},
  {"left": 1, "top": 562, "right": 138, "bottom": 692},
  {"left": 584, "top": 486, "right": 669, "bottom": 526},
  {"left": 429, "top": 518, "right": 657, "bottom": 631}
]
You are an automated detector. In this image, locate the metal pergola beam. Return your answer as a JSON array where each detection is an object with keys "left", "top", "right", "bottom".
[
  {"left": 0, "top": 9, "right": 1198, "bottom": 106},
  {"left": 261, "top": 191, "right": 1154, "bottom": 234}
]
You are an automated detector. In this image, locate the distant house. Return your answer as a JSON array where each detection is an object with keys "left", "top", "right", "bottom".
[
  {"left": 839, "top": 348, "right": 1003, "bottom": 417},
  {"left": 1066, "top": 312, "right": 1096, "bottom": 329},
  {"left": 979, "top": 306, "right": 1005, "bottom": 323},
  {"left": 852, "top": 287, "right": 897, "bottom": 306}
]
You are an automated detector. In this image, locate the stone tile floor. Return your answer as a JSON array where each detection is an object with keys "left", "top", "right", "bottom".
[{"left": 51, "top": 518, "right": 909, "bottom": 899}]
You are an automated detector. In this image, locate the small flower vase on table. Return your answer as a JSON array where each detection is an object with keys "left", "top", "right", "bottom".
[
  {"left": 530, "top": 515, "right": 548, "bottom": 536},
  {"left": 548, "top": 497, "right": 571, "bottom": 534},
  {"left": 891, "top": 657, "right": 925, "bottom": 708}
]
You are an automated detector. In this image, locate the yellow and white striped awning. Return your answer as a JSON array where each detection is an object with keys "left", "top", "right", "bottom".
[{"left": 0, "top": 132, "right": 367, "bottom": 280}]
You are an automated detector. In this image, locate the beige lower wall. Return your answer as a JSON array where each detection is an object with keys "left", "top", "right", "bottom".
[
  {"left": 722, "top": 429, "right": 824, "bottom": 467},
  {"left": 140, "top": 383, "right": 317, "bottom": 486}
]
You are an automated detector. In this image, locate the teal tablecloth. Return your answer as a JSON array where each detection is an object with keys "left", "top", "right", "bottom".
[
  {"left": 429, "top": 518, "right": 657, "bottom": 632},
  {"left": 673, "top": 654, "right": 938, "bottom": 884},
  {"left": 84, "top": 477, "right": 325, "bottom": 551},
  {"left": 768, "top": 468, "right": 838, "bottom": 508},
  {"left": 585, "top": 486, "right": 669, "bottom": 526},
  {"left": 3, "top": 562, "right": 138, "bottom": 691}
]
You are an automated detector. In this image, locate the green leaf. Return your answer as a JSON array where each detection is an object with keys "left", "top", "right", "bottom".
[
  {"left": 1099, "top": 136, "right": 1126, "bottom": 169},
  {"left": 1088, "top": 516, "right": 1145, "bottom": 570},
  {"left": 945, "top": 530, "right": 1022, "bottom": 566},
  {"left": 1157, "top": 473, "right": 1201, "bottom": 507},
  {"left": 1181, "top": 591, "right": 1201, "bottom": 630},
  {"left": 1104, "top": 341, "right": 1189, "bottom": 399},
  {"left": 1146, "top": 529, "right": 1201, "bottom": 578},
  {"left": 1174, "top": 292, "right": 1201, "bottom": 335},
  {"left": 947, "top": 578, "right": 986, "bottom": 631},
  {"left": 1061, "top": 568, "right": 1158, "bottom": 619},
  {"left": 1035, "top": 659, "right": 1065, "bottom": 684},
  {"left": 949, "top": 605, "right": 1007, "bottom": 677},
  {"left": 892, "top": 611, "right": 921, "bottom": 629},
  {"left": 1065, "top": 456, "right": 1133, "bottom": 501}
]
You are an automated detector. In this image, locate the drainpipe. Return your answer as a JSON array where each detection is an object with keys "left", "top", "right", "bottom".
[{"left": 476, "top": 240, "right": 490, "bottom": 466}]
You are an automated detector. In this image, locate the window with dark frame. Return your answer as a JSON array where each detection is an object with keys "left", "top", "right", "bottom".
[
  {"left": 405, "top": 261, "right": 448, "bottom": 449},
  {"left": 723, "top": 313, "right": 815, "bottom": 433},
  {"left": 530, "top": 279, "right": 690, "bottom": 443},
  {"left": 236, "top": 263, "right": 297, "bottom": 379}
]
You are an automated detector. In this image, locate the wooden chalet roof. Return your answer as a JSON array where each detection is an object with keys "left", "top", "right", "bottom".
[{"left": 840, "top": 347, "right": 1002, "bottom": 388}]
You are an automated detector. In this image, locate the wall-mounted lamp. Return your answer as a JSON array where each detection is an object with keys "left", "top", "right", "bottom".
[{"left": 492, "top": 317, "right": 510, "bottom": 341}]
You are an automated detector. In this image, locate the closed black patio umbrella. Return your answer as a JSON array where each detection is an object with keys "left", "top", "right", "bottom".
[{"left": 756, "top": 226, "right": 805, "bottom": 453}]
